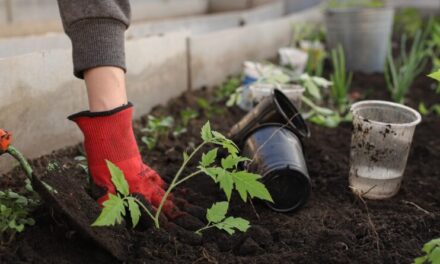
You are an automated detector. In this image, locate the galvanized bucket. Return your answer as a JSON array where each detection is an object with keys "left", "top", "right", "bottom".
[{"left": 325, "top": 7, "right": 394, "bottom": 73}]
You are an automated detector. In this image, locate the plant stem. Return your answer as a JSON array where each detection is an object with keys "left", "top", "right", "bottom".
[
  {"left": 7, "top": 146, "right": 33, "bottom": 180},
  {"left": 132, "top": 197, "right": 156, "bottom": 221},
  {"left": 174, "top": 170, "right": 203, "bottom": 186},
  {"left": 195, "top": 223, "right": 214, "bottom": 235},
  {"left": 154, "top": 142, "right": 207, "bottom": 228}
]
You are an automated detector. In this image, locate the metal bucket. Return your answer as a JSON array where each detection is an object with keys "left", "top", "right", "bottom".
[{"left": 325, "top": 7, "right": 394, "bottom": 73}]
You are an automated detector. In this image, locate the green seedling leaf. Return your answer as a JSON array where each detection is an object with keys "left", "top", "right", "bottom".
[
  {"left": 183, "top": 152, "right": 189, "bottom": 162},
  {"left": 428, "top": 70, "right": 440, "bottom": 82},
  {"left": 106, "top": 160, "right": 129, "bottom": 196},
  {"left": 180, "top": 108, "right": 199, "bottom": 126},
  {"left": 206, "top": 201, "right": 228, "bottom": 223},
  {"left": 126, "top": 197, "right": 141, "bottom": 228},
  {"left": 414, "top": 238, "right": 440, "bottom": 264},
  {"left": 221, "top": 155, "right": 249, "bottom": 170},
  {"left": 173, "top": 126, "right": 187, "bottom": 138},
  {"left": 232, "top": 171, "right": 273, "bottom": 203},
  {"left": 432, "top": 104, "right": 440, "bottom": 116},
  {"left": 92, "top": 193, "right": 126, "bottom": 226},
  {"left": 199, "top": 166, "right": 223, "bottom": 182},
  {"left": 201, "top": 122, "right": 212, "bottom": 141},
  {"left": 142, "top": 136, "right": 156, "bottom": 150},
  {"left": 216, "top": 217, "right": 250, "bottom": 235},
  {"left": 217, "top": 169, "right": 234, "bottom": 201},
  {"left": 419, "top": 102, "right": 430, "bottom": 116},
  {"left": 201, "top": 148, "right": 218, "bottom": 167}
]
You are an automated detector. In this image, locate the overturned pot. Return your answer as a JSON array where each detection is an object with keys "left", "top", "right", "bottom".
[
  {"left": 325, "top": 5, "right": 394, "bottom": 73},
  {"left": 228, "top": 89, "right": 310, "bottom": 148},
  {"left": 242, "top": 124, "right": 311, "bottom": 212}
]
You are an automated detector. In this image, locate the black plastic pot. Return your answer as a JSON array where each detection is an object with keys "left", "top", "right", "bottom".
[
  {"left": 242, "top": 124, "right": 311, "bottom": 212},
  {"left": 228, "top": 89, "right": 310, "bottom": 148}
]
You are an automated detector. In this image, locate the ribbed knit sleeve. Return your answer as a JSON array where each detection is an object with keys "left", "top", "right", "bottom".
[{"left": 57, "top": 0, "right": 131, "bottom": 79}]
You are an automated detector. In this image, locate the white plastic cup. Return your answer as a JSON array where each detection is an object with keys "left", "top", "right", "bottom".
[
  {"left": 278, "top": 47, "right": 309, "bottom": 75},
  {"left": 349, "top": 100, "right": 422, "bottom": 199},
  {"left": 249, "top": 84, "right": 304, "bottom": 109}
]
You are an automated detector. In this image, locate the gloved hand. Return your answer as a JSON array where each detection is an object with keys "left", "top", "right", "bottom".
[{"left": 69, "top": 103, "right": 204, "bottom": 233}]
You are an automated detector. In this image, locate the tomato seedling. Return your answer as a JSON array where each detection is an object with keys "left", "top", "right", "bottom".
[{"left": 93, "top": 122, "right": 273, "bottom": 235}]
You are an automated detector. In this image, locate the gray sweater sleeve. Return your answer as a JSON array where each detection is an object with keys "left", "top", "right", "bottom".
[{"left": 57, "top": 0, "right": 131, "bottom": 78}]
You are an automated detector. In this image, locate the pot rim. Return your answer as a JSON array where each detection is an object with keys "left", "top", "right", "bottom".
[{"left": 351, "top": 100, "right": 422, "bottom": 127}]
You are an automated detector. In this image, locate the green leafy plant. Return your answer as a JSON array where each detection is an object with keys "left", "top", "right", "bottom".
[
  {"left": 327, "top": 0, "right": 384, "bottom": 9},
  {"left": 93, "top": 122, "right": 272, "bottom": 234},
  {"left": 295, "top": 73, "right": 352, "bottom": 128},
  {"left": 330, "top": 45, "right": 352, "bottom": 112},
  {"left": 414, "top": 238, "right": 440, "bottom": 264},
  {"left": 180, "top": 108, "right": 199, "bottom": 127},
  {"left": 196, "top": 98, "right": 223, "bottom": 118},
  {"left": 385, "top": 29, "right": 430, "bottom": 103},
  {"left": 291, "top": 23, "right": 325, "bottom": 45},
  {"left": 305, "top": 45, "right": 327, "bottom": 77},
  {"left": 141, "top": 115, "right": 174, "bottom": 150},
  {"left": 0, "top": 180, "right": 39, "bottom": 243},
  {"left": 215, "top": 77, "right": 241, "bottom": 102},
  {"left": 195, "top": 201, "right": 249, "bottom": 235},
  {"left": 429, "top": 70, "right": 440, "bottom": 82},
  {"left": 426, "top": 19, "right": 440, "bottom": 93},
  {"left": 289, "top": 23, "right": 327, "bottom": 77},
  {"left": 394, "top": 8, "right": 423, "bottom": 38}
]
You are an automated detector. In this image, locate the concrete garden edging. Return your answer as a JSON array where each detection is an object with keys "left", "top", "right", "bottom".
[
  {"left": 0, "top": 0, "right": 286, "bottom": 59},
  {"left": 0, "top": 0, "right": 210, "bottom": 38}
]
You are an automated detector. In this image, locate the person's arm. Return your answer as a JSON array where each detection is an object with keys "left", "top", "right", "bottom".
[
  {"left": 57, "top": 0, "right": 131, "bottom": 79},
  {"left": 57, "top": 0, "right": 130, "bottom": 111}
]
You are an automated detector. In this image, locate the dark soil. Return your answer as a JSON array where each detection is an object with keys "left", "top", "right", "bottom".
[{"left": 0, "top": 72, "right": 439, "bottom": 264}]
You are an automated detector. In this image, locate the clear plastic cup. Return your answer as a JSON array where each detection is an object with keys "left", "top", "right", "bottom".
[
  {"left": 349, "top": 100, "right": 422, "bottom": 199},
  {"left": 249, "top": 84, "right": 304, "bottom": 109}
]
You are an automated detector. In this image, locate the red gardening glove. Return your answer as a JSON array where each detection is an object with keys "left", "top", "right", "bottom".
[{"left": 68, "top": 103, "right": 178, "bottom": 218}]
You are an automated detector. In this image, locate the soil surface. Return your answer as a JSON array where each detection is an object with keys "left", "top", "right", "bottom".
[{"left": 0, "top": 72, "right": 439, "bottom": 263}]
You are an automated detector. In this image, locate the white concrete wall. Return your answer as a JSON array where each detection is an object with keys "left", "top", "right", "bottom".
[
  {"left": 242, "top": 0, "right": 285, "bottom": 25},
  {"left": 189, "top": 19, "right": 289, "bottom": 90},
  {"left": 0, "top": 0, "right": 210, "bottom": 38},
  {"left": 131, "top": 0, "right": 209, "bottom": 21},
  {"left": 0, "top": 33, "right": 70, "bottom": 59},
  {"left": 0, "top": 0, "right": 285, "bottom": 58},
  {"left": 10, "top": 0, "right": 60, "bottom": 23},
  {"left": 209, "top": 0, "right": 251, "bottom": 12},
  {"left": 189, "top": 4, "right": 323, "bottom": 90},
  {"left": 0, "top": 0, "right": 7, "bottom": 23},
  {"left": 285, "top": 0, "right": 322, "bottom": 14},
  {"left": 0, "top": 32, "right": 189, "bottom": 173},
  {"left": 125, "top": 32, "right": 189, "bottom": 119},
  {"left": 127, "top": 12, "right": 242, "bottom": 38}
]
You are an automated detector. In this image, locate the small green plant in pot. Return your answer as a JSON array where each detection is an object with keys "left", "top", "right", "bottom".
[{"left": 325, "top": 0, "right": 394, "bottom": 72}]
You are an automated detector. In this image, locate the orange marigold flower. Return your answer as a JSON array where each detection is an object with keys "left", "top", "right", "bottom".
[{"left": 0, "top": 129, "right": 12, "bottom": 153}]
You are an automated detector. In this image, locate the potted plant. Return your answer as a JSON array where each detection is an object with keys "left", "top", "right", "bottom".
[{"left": 325, "top": 0, "right": 394, "bottom": 73}]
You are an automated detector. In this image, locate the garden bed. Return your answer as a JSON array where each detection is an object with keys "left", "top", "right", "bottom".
[{"left": 0, "top": 71, "right": 439, "bottom": 263}]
